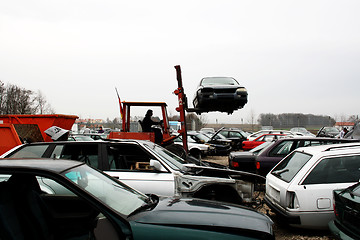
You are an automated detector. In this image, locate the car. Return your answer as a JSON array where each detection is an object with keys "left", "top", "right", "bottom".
[
  {"left": 329, "top": 182, "right": 360, "bottom": 239},
  {"left": 316, "top": 126, "right": 340, "bottom": 138},
  {"left": 218, "top": 128, "right": 250, "bottom": 150},
  {"left": 246, "top": 130, "right": 293, "bottom": 141},
  {"left": 192, "top": 77, "right": 248, "bottom": 114},
  {"left": 173, "top": 134, "right": 215, "bottom": 159},
  {"left": 290, "top": 127, "right": 315, "bottom": 137},
  {"left": 345, "top": 121, "right": 360, "bottom": 140},
  {"left": 68, "top": 134, "right": 95, "bottom": 141},
  {"left": 264, "top": 142, "right": 360, "bottom": 229},
  {"left": 199, "top": 127, "right": 215, "bottom": 134},
  {"left": 241, "top": 134, "right": 286, "bottom": 151},
  {"left": 187, "top": 131, "right": 232, "bottom": 155},
  {"left": 1, "top": 139, "right": 264, "bottom": 206},
  {"left": 0, "top": 159, "right": 275, "bottom": 239},
  {"left": 229, "top": 137, "right": 358, "bottom": 176}
]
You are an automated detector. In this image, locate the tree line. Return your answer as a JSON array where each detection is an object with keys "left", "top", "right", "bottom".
[
  {"left": 258, "top": 113, "right": 338, "bottom": 128},
  {"left": 0, "top": 81, "right": 54, "bottom": 115}
]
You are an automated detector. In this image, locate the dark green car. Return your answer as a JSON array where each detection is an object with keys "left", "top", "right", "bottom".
[
  {"left": 0, "top": 159, "right": 274, "bottom": 240},
  {"left": 329, "top": 182, "right": 360, "bottom": 239}
]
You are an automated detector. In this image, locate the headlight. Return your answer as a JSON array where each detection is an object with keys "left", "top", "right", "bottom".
[{"left": 236, "top": 88, "right": 247, "bottom": 95}]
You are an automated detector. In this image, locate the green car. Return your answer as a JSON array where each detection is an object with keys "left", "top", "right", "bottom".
[
  {"left": 0, "top": 159, "right": 274, "bottom": 240},
  {"left": 329, "top": 182, "right": 360, "bottom": 239}
]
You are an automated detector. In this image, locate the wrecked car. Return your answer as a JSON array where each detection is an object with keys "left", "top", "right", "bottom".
[
  {"left": 192, "top": 77, "right": 248, "bottom": 114},
  {"left": 0, "top": 159, "right": 275, "bottom": 240},
  {"left": 1, "top": 139, "right": 264, "bottom": 206}
]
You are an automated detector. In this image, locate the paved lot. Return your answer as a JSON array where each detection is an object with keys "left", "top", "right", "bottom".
[{"left": 203, "top": 155, "right": 336, "bottom": 240}]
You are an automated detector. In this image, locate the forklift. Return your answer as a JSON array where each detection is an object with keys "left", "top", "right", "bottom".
[{"left": 108, "top": 66, "right": 189, "bottom": 157}]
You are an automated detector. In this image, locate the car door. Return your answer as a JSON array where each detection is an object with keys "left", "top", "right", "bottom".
[
  {"left": 103, "top": 143, "right": 175, "bottom": 197},
  {"left": 56, "top": 143, "right": 101, "bottom": 169}
]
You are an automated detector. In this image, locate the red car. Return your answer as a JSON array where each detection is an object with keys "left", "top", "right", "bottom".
[{"left": 242, "top": 134, "right": 285, "bottom": 151}]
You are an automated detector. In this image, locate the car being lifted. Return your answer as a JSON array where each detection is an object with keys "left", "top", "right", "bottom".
[{"left": 192, "top": 77, "right": 248, "bottom": 114}]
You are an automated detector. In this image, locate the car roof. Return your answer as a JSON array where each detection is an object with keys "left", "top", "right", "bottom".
[
  {"left": 0, "top": 159, "right": 84, "bottom": 173},
  {"left": 20, "top": 139, "right": 149, "bottom": 145},
  {"left": 276, "top": 136, "right": 359, "bottom": 141},
  {"left": 295, "top": 142, "right": 360, "bottom": 156}
]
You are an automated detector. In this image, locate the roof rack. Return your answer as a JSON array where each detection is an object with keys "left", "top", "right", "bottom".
[{"left": 324, "top": 143, "right": 360, "bottom": 151}]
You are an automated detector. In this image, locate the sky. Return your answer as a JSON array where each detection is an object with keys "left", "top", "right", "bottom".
[{"left": 1, "top": 0, "right": 359, "bottom": 124}]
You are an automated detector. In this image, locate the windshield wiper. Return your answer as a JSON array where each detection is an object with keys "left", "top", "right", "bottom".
[
  {"left": 272, "top": 169, "right": 289, "bottom": 177},
  {"left": 128, "top": 196, "right": 158, "bottom": 217}
]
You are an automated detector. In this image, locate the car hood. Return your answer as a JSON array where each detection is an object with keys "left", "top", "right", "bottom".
[
  {"left": 181, "top": 164, "right": 265, "bottom": 181},
  {"left": 131, "top": 197, "right": 273, "bottom": 234}
]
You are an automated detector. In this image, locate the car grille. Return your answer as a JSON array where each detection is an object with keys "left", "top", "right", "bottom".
[{"left": 214, "top": 89, "right": 236, "bottom": 94}]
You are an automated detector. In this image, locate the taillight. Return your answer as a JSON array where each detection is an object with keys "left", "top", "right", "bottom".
[
  {"left": 231, "top": 161, "right": 239, "bottom": 168},
  {"left": 256, "top": 161, "right": 260, "bottom": 170},
  {"left": 287, "top": 191, "right": 300, "bottom": 209},
  {"left": 333, "top": 195, "right": 338, "bottom": 217}
]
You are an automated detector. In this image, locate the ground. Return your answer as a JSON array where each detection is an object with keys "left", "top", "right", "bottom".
[{"left": 203, "top": 155, "right": 337, "bottom": 240}]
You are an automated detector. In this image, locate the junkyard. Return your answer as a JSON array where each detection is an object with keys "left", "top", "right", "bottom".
[{"left": 1, "top": 1, "right": 360, "bottom": 239}]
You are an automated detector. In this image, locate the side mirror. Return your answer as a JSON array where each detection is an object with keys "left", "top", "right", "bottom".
[
  {"left": 150, "top": 159, "right": 166, "bottom": 172},
  {"left": 199, "top": 140, "right": 205, "bottom": 144}
]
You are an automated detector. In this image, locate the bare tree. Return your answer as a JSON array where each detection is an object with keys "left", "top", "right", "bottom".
[
  {"left": 0, "top": 82, "right": 54, "bottom": 115},
  {"left": 247, "top": 109, "right": 257, "bottom": 131},
  {"left": 34, "top": 90, "right": 54, "bottom": 114}
]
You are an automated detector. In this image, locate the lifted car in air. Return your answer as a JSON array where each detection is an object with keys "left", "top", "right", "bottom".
[{"left": 192, "top": 77, "right": 248, "bottom": 114}]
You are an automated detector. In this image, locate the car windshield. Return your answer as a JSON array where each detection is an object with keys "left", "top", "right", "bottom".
[
  {"left": 194, "top": 133, "right": 211, "bottom": 142},
  {"left": 201, "top": 77, "right": 239, "bottom": 86},
  {"left": 290, "top": 128, "right": 307, "bottom": 133},
  {"left": 350, "top": 183, "right": 360, "bottom": 196},
  {"left": 251, "top": 141, "right": 273, "bottom": 155},
  {"left": 270, "top": 151, "right": 312, "bottom": 183},
  {"left": 325, "top": 127, "right": 339, "bottom": 133},
  {"left": 62, "top": 165, "right": 148, "bottom": 216},
  {"left": 142, "top": 142, "right": 187, "bottom": 171}
]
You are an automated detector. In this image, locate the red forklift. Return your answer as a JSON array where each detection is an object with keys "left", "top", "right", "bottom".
[{"left": 108, "top": 65, "right": 189, "bottom": 157}]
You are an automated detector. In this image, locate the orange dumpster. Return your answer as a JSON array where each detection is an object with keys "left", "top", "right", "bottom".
[{"left": 0, "top": 114, "right": 78, "bottom": 155}]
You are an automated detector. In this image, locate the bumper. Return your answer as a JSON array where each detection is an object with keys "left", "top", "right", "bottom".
[{"left": 264, "top": 196, "right": 301, "bottom": 225}]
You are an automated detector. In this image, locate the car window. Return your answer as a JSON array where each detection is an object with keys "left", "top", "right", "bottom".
[
  {"left": 302, "top": 155, "right": 360, "bottom": 184},
  {"left": 269, "top": 141, "right": 298, "bottom": 157},
  {"left": 107, "top": 144, "right": 154, "bottom": 171},
  {"left": 271, "top": 151, "right": 312, "bottom": 183},
  {"left": 59, "top": 144, "right": 99, "bottom": 168},
  {"left": 8, "top": 145, "right": 49, "bottom": 158},
  {"left": 263, "top": 135, "right": 276, "bottom": 142},
  {"left": 201, "top": 77, "right": 239, "bottom": 86},
  {"left": 228, "top": 131, "right": 239, "bottom": 138},
  {"left": 219, "top": 131, "right": 229, "bottom": 138}
]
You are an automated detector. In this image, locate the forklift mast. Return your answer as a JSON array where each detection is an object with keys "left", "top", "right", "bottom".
[{"left": 173, "top": 65, "right": 188, "bottom": 153}]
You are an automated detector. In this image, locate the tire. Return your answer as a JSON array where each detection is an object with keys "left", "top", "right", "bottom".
[
  {"left": 165, "top": 144, "right": 187, "bottom": 159},
  {"left": 189, "top": 149, "right": 202, "bottom": 160}
]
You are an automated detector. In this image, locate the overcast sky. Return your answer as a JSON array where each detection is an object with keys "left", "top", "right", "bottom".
[{"left": 1, "top": 0, "right": 359, "bottom": 124}]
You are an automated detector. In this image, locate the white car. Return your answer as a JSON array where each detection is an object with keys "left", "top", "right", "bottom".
[
  {"left": 247, "top": 130, "right": 293, "bottom": 141},
  {"left": 1, "top": 140, "right": 263, "bottom": 206},
  {"left": 173, "top": 135, "right": 214, "bottom": 159},
  {"left": 264, "top": 142, "right": 360, "bottom": 229}
]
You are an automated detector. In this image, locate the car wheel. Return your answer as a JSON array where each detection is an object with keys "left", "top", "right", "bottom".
[
  {"left": 189, "top": 149, "right": 201, "bottom": 159},
  {"left": 165, "top": 144, "right": 187, "bottom": 159}
]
